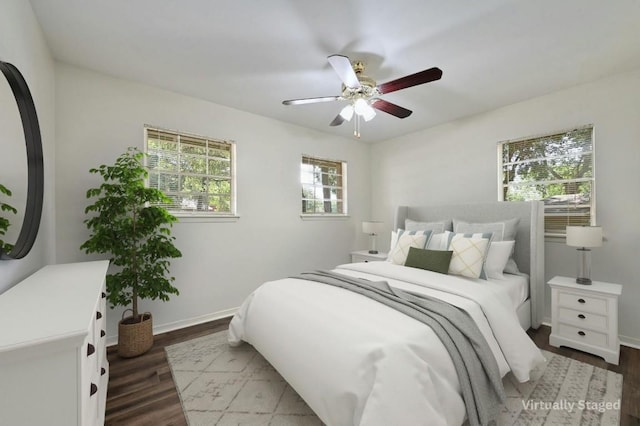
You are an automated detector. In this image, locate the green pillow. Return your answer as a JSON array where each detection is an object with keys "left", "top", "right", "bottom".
[{"left": 404, "top": 247, "right": 453, "bottom": 274}]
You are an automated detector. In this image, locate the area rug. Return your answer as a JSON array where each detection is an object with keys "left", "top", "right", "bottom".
[{"left": 165, "top": 331, "right": 622, "bottom": 426}]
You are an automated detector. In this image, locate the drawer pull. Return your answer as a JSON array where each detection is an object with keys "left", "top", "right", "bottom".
[
  {"left": 578, "top": 298, "right": 586, "bottom": 304},
  {"left": 96, "top": 311, "right": 103, "bottom": 320},
  {"left": 101, "top": 329, "right": 106, "bottom": 337},
  {"left": 578, "top": 331, "right": 586, "bottom": 336},
  {"left": 101, "top": 367, "right": 106, "bottom": 376},
  {"left": 102, "top": 292, "right": 106, "bottom": 299},
  {"left": 578, "top": 314, "right": 586, "bottom": 319},
  {"left": 90, "top": 383, "right": 98, "bottom": 396},
  {"left": 87, "top": 343, "right": 95, "bottom": 357}
]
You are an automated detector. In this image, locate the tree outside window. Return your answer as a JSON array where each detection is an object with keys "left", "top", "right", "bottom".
[
  {"left": 499, "top": 126, "right": 594, "bottom": 236},
  {"left": 301, "top": 156, "right": 347, "bottom": 215},
  {"left": 146, "top": 127, "right": 235, "bottom": 216}
]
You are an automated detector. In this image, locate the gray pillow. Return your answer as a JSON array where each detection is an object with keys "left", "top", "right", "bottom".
[
  {"left": 405, "top": 218, "right": 452, "bottom": 233},
  {"left": 452, "top": 217, "right": 519, "bottom": 242},
  {"left": 404, "top": 247, "right": 453, "bottom": 275}
]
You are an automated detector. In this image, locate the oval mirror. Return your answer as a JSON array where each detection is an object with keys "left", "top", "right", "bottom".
[{"left": 0, "top": 61, "right": 44, "bottom": 260}]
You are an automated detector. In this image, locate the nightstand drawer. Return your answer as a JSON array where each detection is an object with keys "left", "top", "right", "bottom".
[
  {"left": 558, "top": 291, "right": 607, "bottom": 314},
  {"left": 558, "top": 307, "right": 607, "bottom": 330},
  {"left": 557, "top": 323, "right": 608, "bottom": 347}
]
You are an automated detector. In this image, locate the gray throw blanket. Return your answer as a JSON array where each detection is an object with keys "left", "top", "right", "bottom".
[{"left": 295, "top": 270, "right": 506, "bottom": 426}]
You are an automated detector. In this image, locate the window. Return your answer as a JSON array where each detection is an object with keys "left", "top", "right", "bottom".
[
  {"left": 145, "top": 126, "right": 236, "bottom": 216},
  {"left": 301, "top": 155, "right": 347, "bottom": 215},
  {"left": 498, "top": 125, "right": 595, "bottom": 236}
]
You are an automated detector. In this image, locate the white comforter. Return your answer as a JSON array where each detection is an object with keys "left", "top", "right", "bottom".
[{"left": 229, "top": 262, "right": 545, "bottom": 426}]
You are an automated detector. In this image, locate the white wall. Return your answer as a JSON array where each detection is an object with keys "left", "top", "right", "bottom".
[
  {"left": 54, "top": 63, "right": 371, "bottom": 341},
  {"left": 371, "top": 69, "right": 640, "bottom": 346},
  {"left": 0, "top": 0, "right": 56, "bottom": 292}
]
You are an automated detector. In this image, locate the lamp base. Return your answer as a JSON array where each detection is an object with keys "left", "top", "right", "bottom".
[
  {"left": 576, "top": 248, "right": 592, "bottom": 286},
  {"left": 368, "top": 250, "right": 379, "bottom": 254},
  {"left": 575, "top": 277, "right": 592, "bottom": 285}
]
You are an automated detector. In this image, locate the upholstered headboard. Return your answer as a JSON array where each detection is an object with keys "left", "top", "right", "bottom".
[{"left": 394, "top": 201, "right": 544, "bottom": 328}]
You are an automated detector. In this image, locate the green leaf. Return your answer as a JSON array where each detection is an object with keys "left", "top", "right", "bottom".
[{"left": 81, "top": 147, "right": 182, "bottom": 317}]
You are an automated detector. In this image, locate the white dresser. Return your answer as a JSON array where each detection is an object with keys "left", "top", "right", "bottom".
[
  {"left": 548, "top": 275, "right": 622, "bottom": 364},
  {"left": 0, "top": 260, "right": 110, "bottom": 425}
]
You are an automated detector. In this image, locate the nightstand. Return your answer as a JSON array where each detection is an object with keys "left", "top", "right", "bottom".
[
  {"left": 548, "top": 275, "right": 622, "bottom": 364},
  {"left": 350, "top": 250, "right": 388, "bottom": 263}
]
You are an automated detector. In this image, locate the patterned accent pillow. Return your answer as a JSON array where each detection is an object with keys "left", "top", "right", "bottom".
[
  {"left": 453, "top": 218, "right": 520, "bottom": 274},
  {"left": 446, "top": 232, "right": 493, "bottom": 279},
  {"left": 387, "top": 230, "right": 432, "bottom": 265}
]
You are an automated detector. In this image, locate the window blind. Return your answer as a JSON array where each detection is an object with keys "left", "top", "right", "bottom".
[
  {"left": 145, "top": 127, "right": 235, "bottom": 216},
  {"left": 498, "top": 126, "right": 595, "bottom": 236},
  {"left": 301, "top": 155, "right": 347, "bottom": 214}
]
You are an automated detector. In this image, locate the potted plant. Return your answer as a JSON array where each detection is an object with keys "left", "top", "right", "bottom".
[
  {"left": 81, "top": 147, "right": 182, "bottom": 358},
  {"left": 0, "top": 183, "right": 17, "bottom": 256}
]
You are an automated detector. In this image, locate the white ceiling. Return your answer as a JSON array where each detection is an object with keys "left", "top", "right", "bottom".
[{"left": 29, "top": 0, "right": 640, "bottom": 142}]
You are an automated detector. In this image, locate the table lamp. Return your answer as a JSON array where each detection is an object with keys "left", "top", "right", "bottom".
[
  {"left": 566, "top": 225, "right": 603, "bottom": 285},
  {"left": 362, "top": 221, "right": 384, "bottom": 254}
]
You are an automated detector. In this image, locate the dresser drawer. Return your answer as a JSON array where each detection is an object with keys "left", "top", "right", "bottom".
[
  {"left": 558, "top": 307, "right": 608, "bottom": 331},
  {"left": 557, "top": 323, "right": 608, "bottom": 347},
  {"left": 557, "top": 291, "right": 608, "bottom": 314}
]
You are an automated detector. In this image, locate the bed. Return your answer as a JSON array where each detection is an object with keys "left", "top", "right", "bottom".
[{"left": 229, "top": 201, "right": 546, "bottom": 425}]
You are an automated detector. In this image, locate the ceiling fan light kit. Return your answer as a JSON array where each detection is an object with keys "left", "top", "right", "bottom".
[{"left": 283, "top": 54, "right": 442, "bottom": 138}]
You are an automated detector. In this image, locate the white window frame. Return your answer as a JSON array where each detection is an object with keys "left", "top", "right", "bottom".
[
  {"left": 497, "top": 125, "right": 595, "bottom": 237},
  {"left": 144, "top": 126, "right": 237, "bottom": 218},
  {"left": 300, "top": 155, "right": 348, "bottom": 217}
]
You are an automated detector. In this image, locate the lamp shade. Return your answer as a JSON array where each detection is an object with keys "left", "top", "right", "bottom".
[
  {"left": 566, "top": 226, "right": 603, "bottom": 248},
  {"left": 362, "top": 221, "right": 384, "bottom": 235},
  {"left": 339, "top": 105, "right": 354, "bottom": 121}
]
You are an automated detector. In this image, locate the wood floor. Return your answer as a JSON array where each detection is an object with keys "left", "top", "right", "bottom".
[{"left": 106, "top": 318, "right": 639, "bottom": 425}]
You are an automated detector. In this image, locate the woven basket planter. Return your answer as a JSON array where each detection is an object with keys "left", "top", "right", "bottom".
[{"left": 118, "top": 311, "right": 153, "bottom": 358}]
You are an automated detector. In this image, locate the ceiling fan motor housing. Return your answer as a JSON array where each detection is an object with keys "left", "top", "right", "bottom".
[{"left": 341, "top": 60, "right": 378, "bottom": 99}]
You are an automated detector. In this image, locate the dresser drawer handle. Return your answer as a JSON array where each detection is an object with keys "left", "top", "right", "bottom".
[
  {"left": 102, "top": 292, "right": 106, "bottom": 299},
  {"left": 578, "top": 331, "right": 586, "bottom": 336},
  {"left": 96, "top": 311, "right": 103, "bottom": 320},
  {"left": 101, "top": 329, "right": 106, "bottom": 337},
  {"left": 101, "top": 367, "right": 106, "bottom": 376},
  {"left": 87, "top": 343, "right": 95, "bottom": 357},
  {"left": 90, "top": 383, "right": 98, "bottom": 396},
  {"left": 578, "top": 298, "right": 586, "bottom": 304},
  {"left": 578, "top": 314, "right": 586, "bottom": 319}
]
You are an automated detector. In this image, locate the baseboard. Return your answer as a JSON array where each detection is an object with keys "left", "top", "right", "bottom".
[
  {"left": 106, "top": 307, "right": 239, "bottom": 347},
  {"left": 620, "top": 334, "right": 640, "bottom": 349}
]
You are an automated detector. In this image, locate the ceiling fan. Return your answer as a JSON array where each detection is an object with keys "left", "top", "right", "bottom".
[{"left": 283, "top": 54, "right": 443, "bottom": 138}]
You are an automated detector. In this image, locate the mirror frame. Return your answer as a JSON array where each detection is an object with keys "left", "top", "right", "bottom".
[{"left": 0, "top": 61, "right": 44, "bottom": 260}]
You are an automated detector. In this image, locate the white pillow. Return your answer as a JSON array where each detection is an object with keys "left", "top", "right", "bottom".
[
  {"left": 484, "top": 241, "right": 515, "bottom": 280},
  {"left": 387, "top": 230, "right": 431, "bottom": 265},
  {"left": 389, "top": 229, "right": 431, "bottom": 252},
  {"left": 447, "top": 233, "right": 492, "bottom": 279},
  {"left": 426, "top": 232, "right": 448, "bottom": 250}
]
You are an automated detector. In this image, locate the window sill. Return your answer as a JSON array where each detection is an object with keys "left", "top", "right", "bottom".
[
  {"left": 175, "top": 215, "right": 240, "bottom": 223},
  {"left": 300, "top": 214, "right": 350, "bottom": 221}
]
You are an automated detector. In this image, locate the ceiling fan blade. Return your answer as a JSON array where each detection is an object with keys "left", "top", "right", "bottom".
[
  {"left": 282, "top": 96, "right": 341, "bottom": 105},
  {"left": 329, "top": 114, "right": 345, "bottom": 126},
  {"left": 377, "top": 67, "right": 442, "bottom": 94},
  {"left": 327, "top": 54, "right": 361, "bottom": 89},
  {"left": 371, "top": 99, "right": 413, "bottom": 118}
]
